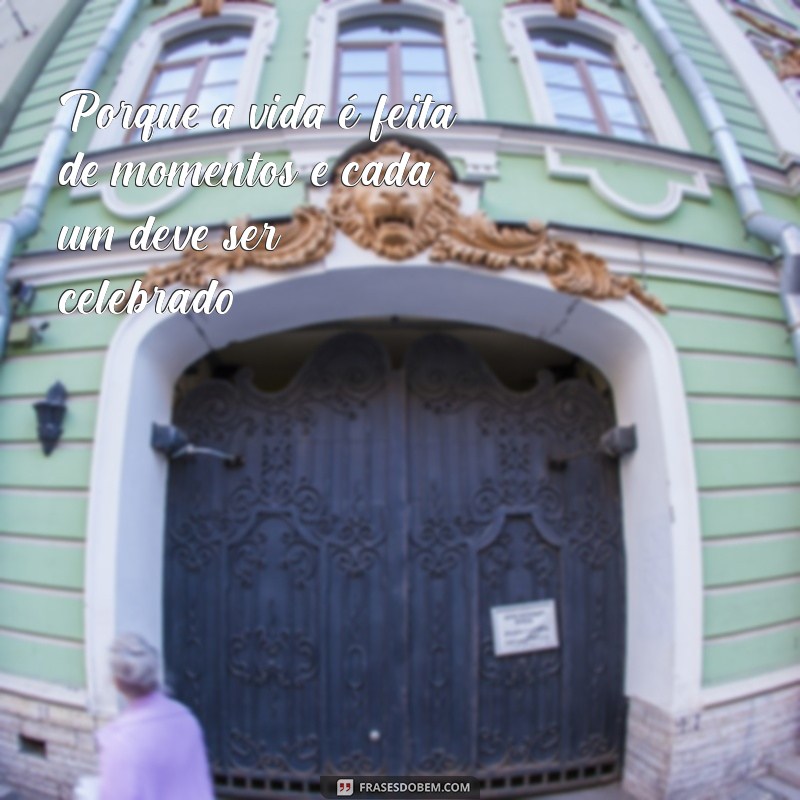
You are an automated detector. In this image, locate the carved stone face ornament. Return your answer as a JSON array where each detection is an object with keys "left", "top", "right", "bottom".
[
  {"left": 139, "top": 142, "right": 666, "bottom": 314},
  {"left": 328, "top": 142, "right": 461, "bottom": 261}
]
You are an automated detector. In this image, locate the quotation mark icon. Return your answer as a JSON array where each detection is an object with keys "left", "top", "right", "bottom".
[{"left": 337, "top": 779, "right": 354, "bottom": 797}]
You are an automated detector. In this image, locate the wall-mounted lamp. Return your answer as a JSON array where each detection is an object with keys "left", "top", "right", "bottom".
[
  {"left": 549, "top": 425, "right": 637, "bottom": 470},
  {"left": 33, "top": 382, "right": 68, "bottom": 456},
  {"left": 151, "top": 423, "right": 243, "bottom": 467}
]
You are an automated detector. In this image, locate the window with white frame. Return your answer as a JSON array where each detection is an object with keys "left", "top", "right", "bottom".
[
  {"left": 531, "top": 29, "right": 653, "bottom": 142},
  {"left": 336, "top": 16, "right": 452, "bottom": 115},
  {"left": 133, "top": 27, "right": 249, "bottom": 140},
  {"left": 304, "top": 0, "right": 484, "bottom": 120},
  {"left": 502, "top": 6, "right": 689, "bottom": 149},
  {"left": 91, "top": 3, "right": 278, "bottom": 150}
]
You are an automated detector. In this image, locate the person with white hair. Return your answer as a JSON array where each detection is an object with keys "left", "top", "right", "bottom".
[{"left": 96, "top": 633, "right": 215, "bottom": 800}]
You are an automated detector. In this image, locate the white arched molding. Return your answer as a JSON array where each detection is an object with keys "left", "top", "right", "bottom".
[
  {"left": 303, "top": 0, "right": 485, "bottom": 120},
  {"left": 85, "top": 256, "right": 703, "bottom": 721},
  {"left": 502, "top": 5, "right": 689, "bottom": 150},
  {"left": 88, "top": 3, "right": 279, "bottom": 151}
]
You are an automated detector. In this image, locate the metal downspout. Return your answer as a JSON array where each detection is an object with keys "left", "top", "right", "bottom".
[
  {"left": 0, "top": 0, "right": 144, "bottom": 358},
  {"left": 636, "top": 0, "right": 800, "bottom": 365}
]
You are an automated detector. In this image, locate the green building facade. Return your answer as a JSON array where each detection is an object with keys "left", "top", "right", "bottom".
[{"left": 0, "top": 0, "right": 799, "bottom": 797}]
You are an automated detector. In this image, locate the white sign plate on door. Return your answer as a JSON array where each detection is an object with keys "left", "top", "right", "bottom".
[{"left": 490, "top": 600, "right": 559, "bottom": 657}]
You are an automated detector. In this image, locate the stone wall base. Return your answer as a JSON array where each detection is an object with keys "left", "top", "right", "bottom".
[
  {"left": 1, "top": 682, "right": 798, "bottom": 799},
  {"left": 0, "top": 691, "right": 99, "bottom": 800},
  {"left": 624, "top": 684, "right": 800, "bottom": 799}
]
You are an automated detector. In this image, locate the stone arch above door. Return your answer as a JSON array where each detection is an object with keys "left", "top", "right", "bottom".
[{"left": 85, "top": 263, "right": 703, "bottom": 728}]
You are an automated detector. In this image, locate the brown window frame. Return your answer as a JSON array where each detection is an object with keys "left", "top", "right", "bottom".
[
  {"left": 130, "top": 27, "right": 249, "bottom": 143},
  {"left": 334, "top": 16, "right": 453, "bottom": 112},
  {"left": 531, "top": 29, "right": 654, "bottom": 142}
]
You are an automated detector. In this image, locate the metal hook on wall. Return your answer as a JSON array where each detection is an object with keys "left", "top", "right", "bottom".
[
  {"left": 151, "top": 423, "right": 243, "bottom": 468},
  {"left": 548, "top": 425, "right": 637, "bottom": 471}
]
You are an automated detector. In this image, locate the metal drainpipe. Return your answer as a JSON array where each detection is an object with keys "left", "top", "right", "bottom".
[
  {"left": 0, "top": 0, "right": 144, "bottom": 358},
  {"left": 636, "top": 0, "right": 800, "bottom": 365}
]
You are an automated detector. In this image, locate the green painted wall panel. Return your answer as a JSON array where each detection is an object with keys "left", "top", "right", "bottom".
[
  {"left": 0, "top": 352, "right": 105, "bottom": 398},
  {"left": 681, "top": 355, "right": 800, "bottom": 399},
  {"left": 687, "top": 52, "right": 735, "bottom": 74},
  {"left": 0, "top": 396, "right": 98, "bottom": 442},
  {"left": 0, "top": 633, "right": 85, "bottom": 687},
  {"left": 0, "top": 445, "right": 92, "bottom": 490},
  {"left": 27, "top": 166, "right": 305, "bottom": 253},
  {"left": 6, "top": 314, "right": 123, "bottom": 356},
  {"left": 647, "top": 278, "right": 784, "bottom": 322},
  {"left": 36, "top": 51, "right": 84, "bottom": 77},
  {"left": 722, "top": 105, "right": 773, "bottom": 132},
  {"left": 0, "top": 149, "right": 35, "bottom": 171},
  {"left": 461, "top": 0, "right": 533, "bottom": 124},
  {"left": 704, "top": 535, "right": 800, "bottom": 586},
  {"left": 0, "top": 586, "right": 83, "bottom": 640},
  {"left": 481, "top": 156, "right": 767, "bottom": 258},
  {"left": 703, "top": 624, "right": 800, "bottom": 684},
  {"left": 703, "top": 79, "right": 760, "bottom": 113},
  {"left": 695, "top": 445, "right": 800, "bottom": 490},
  {"left": 0, "top": 493, "right": 87, "bottom": 539},
  {"left": 688, "top": 400, "right": 800, "bottom": 441},
  {"left": 0, "top": 130, "right": 48, "bottom": 160},
  {"left": 663, "top": 313, "right": 794, "bottom": 359},
  {"left": 58, "top": 24, "right": 109, "bottom": 51},
  {"left": 701, "top": 490, "right": 800, "bottom": 537},
  {"left": 7, "top": 104, "right": 54, "bottom": 133},
  {"left": 0, "top": 539, "right": 84, "bottom": 590},
  {"left": 654, "top": 0, "right": 779, "bottom": 165},
  {"left": 20, "top": 277, "right": 137, "bottom": 318},
  {"left": 705, "top": 580, "right": 800, "bottom": 637},
  {"left": 737, "top": 144, "right": 781, "bottom": 168}
]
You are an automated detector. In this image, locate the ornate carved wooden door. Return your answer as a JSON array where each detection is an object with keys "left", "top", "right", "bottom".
[{"left": 164, "top": 332, "right": 625, "bottom": 798}]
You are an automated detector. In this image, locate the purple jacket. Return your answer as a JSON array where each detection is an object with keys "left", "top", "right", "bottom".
[{"left": 97, "top": 691, "right": 215, "bottom": 800}]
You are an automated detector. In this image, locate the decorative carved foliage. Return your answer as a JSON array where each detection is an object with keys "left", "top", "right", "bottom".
[
  {"left": 552, "top": 0, "right": 583, "bottom": 18},
  {"left": 139, "top": 144, "right": 664, "bottom": 314},
  {"left": 779, "top": 49, "right": 800, "bottom": 80},
  {"left": 139, "top": 206, "right": 335, "bottom": 293},
  {"left": 430, "top": 214, "right": 667, "bottom": 313},
  {"left": 505, "top": 0, "right": 584, "bottom": 19},
  {"left": 732, "top": 8, "right": 800, "bottom": 80},
  {"left": 195, "top": 0, "right": 225, "bottom": 17}
]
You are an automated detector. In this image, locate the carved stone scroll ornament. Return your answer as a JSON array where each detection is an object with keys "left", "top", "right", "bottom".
[
  {"left": 779, "top": 48, "right": 800, "bottom": 81},
  {"left": 552, "top": 0, "right": 583, "bottom": 18},
  {"left": 505, "top": 0, "right": 585, "bottom": 19},
  {"left": 430, "top": 215, "right": 667, "bottom": 314},
  {"left": 138, "top": 142, "right": 665, "bottom": 314},
  {"left": 732, "top": 8, "right": 800, "bottom": 80},
  {"left": 194, "top": 0, "right": 225, "bottom": 17},
  {"left": 138, "top": 206, "right": 335, "bottom": 294}
]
